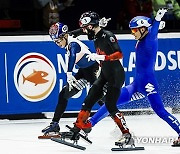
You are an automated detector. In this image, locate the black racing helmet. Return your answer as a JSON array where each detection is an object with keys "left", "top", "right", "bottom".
[{"left": 79, "top": 11, "right": 100, "bottom": 27}]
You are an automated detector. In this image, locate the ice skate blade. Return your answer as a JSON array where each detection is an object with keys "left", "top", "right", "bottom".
[
  {"left": 51, "top": 138, "right": 86, "bottom": 150},
  {"left": 111, "top": 147, "right": 145, "bottom": 151},
  {"left": 171, "top": 144, "right": 180, "bottom": 147},
  {"left": 38, "top": 134, "right": 60, "bottom": 139}
]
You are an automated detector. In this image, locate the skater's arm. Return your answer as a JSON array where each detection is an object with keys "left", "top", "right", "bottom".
[
  {"left": 67, "top": 42, "right": 80, "bottom": 72},
  {"left": 105, "top": 31, "right": 123, "bottom": 60},
  {"left": 68, "top": 28, "right": 85, "bottom": 38},
  {"left": 151, "top": 8, "right": 168, "bottom": 36}
]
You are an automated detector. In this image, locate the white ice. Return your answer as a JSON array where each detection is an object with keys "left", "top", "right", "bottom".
[{"left": 0, "top": 113, "right": 180, "bottom": 154}]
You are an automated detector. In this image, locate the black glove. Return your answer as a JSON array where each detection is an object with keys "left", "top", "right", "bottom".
[{"left": 68, "top": 28, "right": 85, "bottom": 38}]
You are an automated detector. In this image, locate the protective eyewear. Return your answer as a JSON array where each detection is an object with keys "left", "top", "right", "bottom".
[{"left": 131, "top": 28, "right": 138, "bottom": 34}]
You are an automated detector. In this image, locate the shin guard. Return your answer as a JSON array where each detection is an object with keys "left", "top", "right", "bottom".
[
  {"left": 74, "top": 110, "right": 92, "bottom": 133},
  {"left": 113, "top": 112, "right": 129, "bottom": 134}
]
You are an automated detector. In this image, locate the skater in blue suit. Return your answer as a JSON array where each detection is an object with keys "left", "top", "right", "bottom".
[{"left": 89, "top": 8, "right": 180, "bottom": 146}]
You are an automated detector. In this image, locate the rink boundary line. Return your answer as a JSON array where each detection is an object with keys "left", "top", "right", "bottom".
[
  {"left": 63, "top": 107, "right": 172, "bottom": 113},
  {"left": 0, "top": 119, "right": 47, "bottom": 124},
  {"left": 0, "top": 33, "right": 179, "bottom": 42},
  {"left": 0, "top": 107, "right": 176, "bottom": 120},
  {"left": 44, "top": 107, "right": 173, "bottom": 119}
]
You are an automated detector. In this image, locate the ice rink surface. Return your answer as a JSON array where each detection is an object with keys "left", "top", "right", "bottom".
[{"left": 0, "top": 113, "right": 180, "bottom": 154}]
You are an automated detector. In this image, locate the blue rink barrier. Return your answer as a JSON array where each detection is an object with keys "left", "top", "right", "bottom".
[{"left": 0, "top": 34, "right": 179, "bottom": 115}]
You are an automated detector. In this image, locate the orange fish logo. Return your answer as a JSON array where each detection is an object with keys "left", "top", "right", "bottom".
[
  {"left": 14, "top": 53, "right": 56, "bottom": 102},
  {"left": 23, "top": 69, "right": 49, "bottom": 86}
]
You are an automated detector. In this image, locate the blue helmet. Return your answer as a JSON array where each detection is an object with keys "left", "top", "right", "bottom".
[
  {"left": 129, "top": 16, "right": 152, "bottom": 29},
  {"left": 49, "top": 22, "right": 68, "bottom": 41}
]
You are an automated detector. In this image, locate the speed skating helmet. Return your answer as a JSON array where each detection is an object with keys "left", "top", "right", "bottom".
[
  {"left": 129, "top": 16, "right": 152, "bottom": 29},
  {"left": 49, "top": 22, "right": 68, "bottom": 41},
  {"left": 79, "top": 11, "right": 100, "bottom": 27}
]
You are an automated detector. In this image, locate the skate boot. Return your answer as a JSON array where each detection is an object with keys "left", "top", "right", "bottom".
[
  {"left": 115, "top": 133, "right": 135, "bottom": 147},
  {"left": 42, "top": 121, "right": 60, "bottom": 135},
  {"left": 112, "top": 112, "right": 129, "bottom": 134},
  {"left": 74, "top": 110, "right": 92, "bottom": 133},
  {"left": 112, "top": 112, "right": 134, "bottom": 147},
  {"left": 172, "top": 137, "right": 180, "bottom": 146},
  {"left": 38, "top": 121, "right": 60, "bottom": 139}
]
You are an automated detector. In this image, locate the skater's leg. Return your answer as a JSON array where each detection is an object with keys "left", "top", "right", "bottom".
[
  {"left": 42, "top": 84, "right": 79, "bottom": 134},
  {"left": 73, "top": 82, "right": 105, "bottom": 132},
  {"left": 105, "top": 85, "right": 134, "bottom": 146},
  {"left": 90, "top": 84, "right": 137, "bottom": 126},
  {"left": 105, "top": 86, "right": 129, "bottom": 134},
  {"left": 148, "top": 92, "right": 180, "bottom": 136},
  {"left": 89, "top": 104, "right": 109, "bottom": 126},
  {"left": 53, "top": 84, "right": 80, "bottom": 122}
]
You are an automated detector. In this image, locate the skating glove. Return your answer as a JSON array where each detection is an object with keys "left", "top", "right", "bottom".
[
  {"left": 99, "top": 17, "right": 111, "bottom": 27},
  {"left": 155, "top": 8, "right": 168, "bottom": 21},
  {"left": 67, "top": 72, "right": 77, "bottom": 91},
  {"left": 86, "top": 53, "right": 105, "bottom": 63}
]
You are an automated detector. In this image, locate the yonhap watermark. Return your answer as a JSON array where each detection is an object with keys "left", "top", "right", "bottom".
[{"left": 134, "top": 136, "right": 177, "bottom": 145}]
